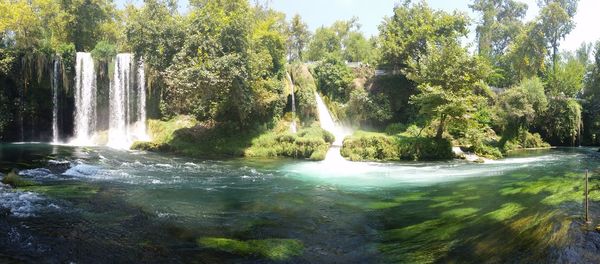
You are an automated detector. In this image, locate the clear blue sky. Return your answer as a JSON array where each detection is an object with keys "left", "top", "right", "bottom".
[{"left": 115, "top": 0, "right": 600, "bottom": 52}]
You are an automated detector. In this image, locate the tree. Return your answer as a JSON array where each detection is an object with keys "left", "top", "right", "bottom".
[
  {"left": 313, "top": 56, "right": 354, "bottom": 101},
  {"left": 408, "top": 40, "right": 490, "bottom": 139},
  {"left": 496, "top": 77, "right": 548, "bottom": 146},
  {"left": 305, "top": 26, "right": 341, "bottom": 61},
  {"left": 470, "top": 0, "right": 528, "bottom": 61},
  {"left": 582, "top": 41, "right": 600, "bottom": 144},
  {"left": 505, "top": 21, "right": 547, "bottom": 85},
  {"left": 343, "top": 31, "right": 373, "bottom": 63},
  {"left": 544, "top": 52, "right": 586, "bottom": 97},
  {"left": 287, "top": 14, "right": 310, "bottom": 61},
  {"left": 537, "top": 0, "right": 578, "bottom": 70},
  {"left": 378, "top": 1, "right": 468, "bottom": 71}
]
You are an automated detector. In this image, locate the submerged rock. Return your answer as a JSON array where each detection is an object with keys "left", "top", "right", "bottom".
[{"left": 48, "top": 160, "right": 71, "bottom": 174}]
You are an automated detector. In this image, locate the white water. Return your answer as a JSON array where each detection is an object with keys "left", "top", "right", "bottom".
[
  {"left": 51, "top": 58, "right": 59, "bottom": 143},
  {"left": 72, "top": 52, "right": 97, "bottom": 146},
  {"left": 107, "top": 53, "right": 148, "bottom": 149},
  {"left": 314, "top": 92, "right": 351, "bottom": 146}
]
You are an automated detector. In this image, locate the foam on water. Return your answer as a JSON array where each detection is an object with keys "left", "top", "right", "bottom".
[
  {"left": 0, "top": 184, "right": 48, "bottom": 217},
  {"left": 282, "top": 151, "right": 575, "bottom": 188}
]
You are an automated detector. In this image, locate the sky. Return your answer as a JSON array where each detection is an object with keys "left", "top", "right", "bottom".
[{"left": 115, "top": 0, "right": 600, "bottom": 53}]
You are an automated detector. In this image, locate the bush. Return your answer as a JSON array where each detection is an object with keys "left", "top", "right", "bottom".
[
  {"left": 245, "top": 126, "right": 333, "bottom": 160},
  {"left": 340, "top": 131, "right": 454, "bottom": 161},
  {"left": 341, "top": 131, "right": 399, "bottom": 161},
  {"left": 384, "top": 123, "right": 408, "bottom": 135},
  {"left": 398, "top": 136, "right": 454, "bottom": 161}
]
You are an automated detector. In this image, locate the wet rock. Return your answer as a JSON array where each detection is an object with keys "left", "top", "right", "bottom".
[{"left": 48, "top": 160, "right": 71, "bottom": 174}]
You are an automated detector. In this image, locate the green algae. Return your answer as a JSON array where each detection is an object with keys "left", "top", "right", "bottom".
[
  {"left": 1, "top": 171, "right": 37, "bottom": 187},
  {"left": 485, "top": 203, "right": 525, "bottom": 221},
  {"left": 441, "top": 207, "right": 480, "bottom": 218},
  {"left": 20, "top": 183, "right": 99, "bottom": 200},
  {"left": 197, "top": 237, "right": 304, "bottom": 261}
]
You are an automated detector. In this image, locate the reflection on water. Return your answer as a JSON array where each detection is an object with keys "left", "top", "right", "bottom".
[{"left": 0, "top": 144, "right": 599, "bottom": 263}]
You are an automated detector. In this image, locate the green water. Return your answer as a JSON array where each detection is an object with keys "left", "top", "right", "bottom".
[{"left": 0, "top": 143, "right": 599, "bottom": 263}]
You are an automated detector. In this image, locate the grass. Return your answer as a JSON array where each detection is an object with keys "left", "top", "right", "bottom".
[
  {"left": 245, "top": 126, "right": 333, "bottom": 160},
  {"left": 197, "top": 237, "right": 304, "bottom": 261}
]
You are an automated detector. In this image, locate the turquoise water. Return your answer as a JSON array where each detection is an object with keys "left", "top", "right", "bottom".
[{"left": 0, "top": 144, "right": 599, "bottom": 263}]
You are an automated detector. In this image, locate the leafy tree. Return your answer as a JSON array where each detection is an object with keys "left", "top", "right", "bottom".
[
  {"left": 537, "top": 0, "right": 578, "bottom": 70},
  {"left": 305, "top": 26, "right": 341, "bottom": 61},
  {"left": 505, "top": 21, "right": 547, "bottom": 85},
  {"left": 313, "top": 56, "right": 354, "bottom": 101},
  {"left": 544, "top": 52, "right": 586, "bottom": 97},
  {"left": 496, "top": 77, "right": 548, "bottom": 146},
  {"left": 470, "top": 0, "right": 528, "bottom": 61},
  {"left": 343, "top": 31, "right": 373, "bottom": 63},
  {"left": 378, "top": 1, "right": 468, "bottom": 71},
  {"left": 408, "top": 40, "right": 490, "bottom": 139},
  {"left": 287, "top": 14, "right": 310, "bottom": 62},
  {"left": 582, "top": 41, "right": 600, "bottom": 144}
]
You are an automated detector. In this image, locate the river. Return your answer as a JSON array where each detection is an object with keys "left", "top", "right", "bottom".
[{"left": 0, "top": 143, "right": 599, "bottom": 263}]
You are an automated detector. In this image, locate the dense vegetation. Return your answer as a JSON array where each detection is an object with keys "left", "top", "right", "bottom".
[{"left": 1, "top": 0, "right": 599, "bottom": 161}]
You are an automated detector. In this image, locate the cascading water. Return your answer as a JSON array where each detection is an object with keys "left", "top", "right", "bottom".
[
  {"left": 135, "top": 58, "right": 149, "bottom": 141},
  {"left": 314, "top": 92, "right": 351, "bottom": 161},
  {"left": 51, "top": 58, "right": 59, "bottom": 143},
  {"left": 107, "top": 53, "right": 148, "bottom": 149},
  {"left": 72, "top": 52, "right": 97, "bottom": 145},
  {"left": 287, "top": 73, "right": 297, "bottom": 133}
]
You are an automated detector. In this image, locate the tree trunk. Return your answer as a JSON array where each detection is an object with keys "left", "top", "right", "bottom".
[{"left": 436, "top": 114, "right": 446, "bottom": 139}]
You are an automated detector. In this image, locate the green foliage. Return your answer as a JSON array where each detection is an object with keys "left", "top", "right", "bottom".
[
  {"left": 544, "top": 53, "right": 586, "bottom": 97},
  {"left": 287, "top": 14, "right": 310, "bottom": 61},
  {"left": 289, "top": 63, "right": 317, "bottom": 123},
  {"left": 540, "top": 97, "right": 581, "bottom": 145},
  {"left": 379, "top": 1, "right": 468, "bottom": 70},
  {"left": 197, "top": 237, "right": 304, "bottom": 261},
  {"left": 496, "top": 77, "right": 548, "bottom": 146},
  {"left": 313, "top": 56, "right": 354, "bottom": 101},
  {"left": 245, "top": 126, "right": 333, "bottom": 160},
  {"left": 91, "top": 41, "right": 116, "bottom": 61},
  {"left": 341, "top": 131, "right": 453, "bottom": 161},
  {"left": 341, "top": 131, "right": 399, "bottom": 161}
]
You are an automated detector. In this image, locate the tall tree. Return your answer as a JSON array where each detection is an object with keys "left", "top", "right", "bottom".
[
  {"left": 287, "top": 14, "right": 310, "bottom": 62},
  {"left": 537, "top": 0, "right": 579, "bottom": 71},
  {"left": 379, "top": 1, "right": 468, "bottom": 71},
  {"left": 470, "top": 0, "right": 528, "bottom": 61}
]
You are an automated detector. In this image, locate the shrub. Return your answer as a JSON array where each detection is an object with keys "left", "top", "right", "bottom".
[{"left": 245, "top": 126, "right": 333, "bottom": 160}]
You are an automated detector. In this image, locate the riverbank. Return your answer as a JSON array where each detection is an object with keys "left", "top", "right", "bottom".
[{"left": 131, "top": 115, "right": 334, "bottom": 160}]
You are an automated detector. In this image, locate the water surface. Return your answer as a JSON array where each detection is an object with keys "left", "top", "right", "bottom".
[{"left": 1, "top": 143, "right": 599, "bottom": 263}]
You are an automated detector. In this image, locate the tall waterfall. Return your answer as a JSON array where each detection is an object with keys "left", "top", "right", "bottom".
[
  {"left": 107, "top": 53, "right": 148, "bottom": 149},
  {"left": 287, "top": 73, "right": 297, "bottom": 133},
  {"left": 72, "top": 52, "right": 97, "bottom": 145},
  {"left": 51, "top": 58, "right": 59, "bottom": 143}
]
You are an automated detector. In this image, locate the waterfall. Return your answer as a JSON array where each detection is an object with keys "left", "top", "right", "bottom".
[
  {"left": 107, "top": 53, "right": 148, "bottom": 149},
  {"left": 287, "top": 73, "right": 297, "bottom": 133},
  {"left": 72, "top": 52, "right": 97, "bottom": 145},
  {"left": 51, "top": 57, "right": 59, "bottom": 143},
  {"left": 314, "top": 92, "right": 351, "bottom": 161},
  {"left": 135, "top": 58, "right": 149, "bottom": 141}
]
